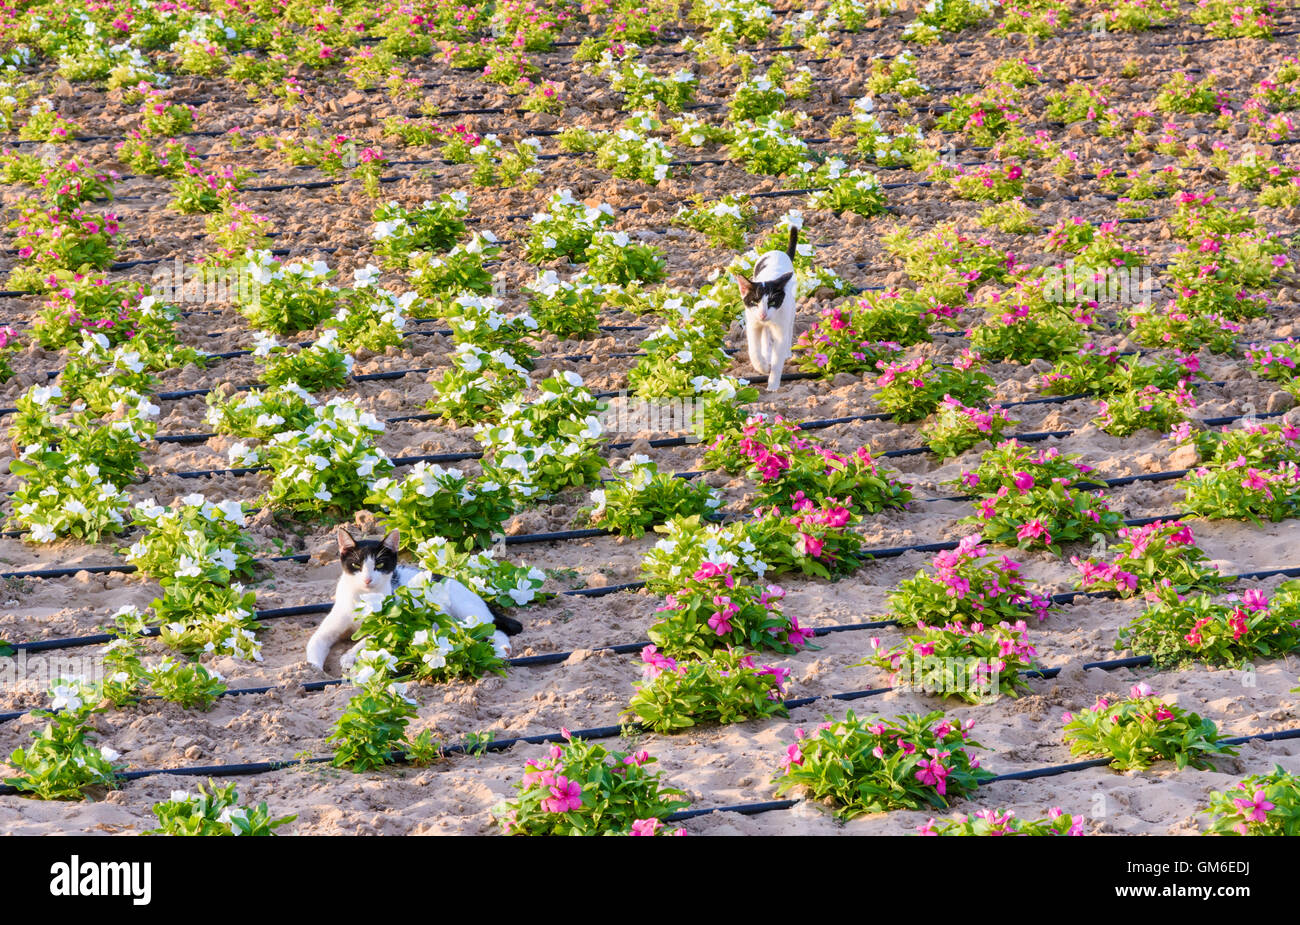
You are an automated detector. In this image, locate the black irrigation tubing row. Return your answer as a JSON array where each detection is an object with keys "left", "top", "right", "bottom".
[
  {"left": 2, "top": 574, "right": 661, "bottom": 657},
  {"left": 0, "top": 617, "right": 891, "bottom": 721},
  {"left": 0, "top": 14, "right": 1287, "bottom": 151},
  {"left": 591, "top": 377, "right": 1254, "bottom": 455},
  {"left": 671, "top": 723, "right": 1300, "bottom": 822},
  {"left": 4, "top": 572, "right": 652, "bottom": 655},
  {"left": 0, "top": 174, "right": 1239, "bottom": 296},
  {"left": 0, "top": 334, "right": 694, "bottom": 416},
  {"left": 0, "top": 552, "right": 307, "bottom": 582},
  {"left": 871, "top": 407, "right": 1290, "bottom": 461},
  {"left": 128, "top": 375, "right": 1274, "bottom": 479},
  {"left": 0, "top": 506, "right": 1204, "bottom": 649},
  {"left": 0, "top": 171, "right": 898, "bottom": 293},
  {"left": 84, "top": 151, "right": 922, "bottom": 206},
  {"left": 0, "top": 126, "right": 1228, "bottom": 266},
  {"left": 666, "top": 728, "right": 1300, "bottom": 822},
  {"left": 88, "top": 377, "right": 1221, "bottom": 477},
  {"left": 0, "top": 480, "right": 1201, "bottom": 612},
  {"left": 623, "top": 401, "right": 1289, "bottom": 482},
  {"left": 8, "top": 669, "right": 1300, "bottom": 799},
  {"left": 0, "top": 639, "right": 1197, "bottom": 727},
  {"left": 12, "top": 555, "right": 1300, "bottom": 727}
]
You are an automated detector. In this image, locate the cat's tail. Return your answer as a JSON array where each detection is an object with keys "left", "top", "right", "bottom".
[
  {"left": 786, "top": 225, "right": 799, "bottom": 260},
  {"left": 486, "top": 600, "right": 524, "bottom": 636}
]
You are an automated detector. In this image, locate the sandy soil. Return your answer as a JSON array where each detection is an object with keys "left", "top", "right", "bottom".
[{"left": 1, "top": 3, "right": 1299, "bottom": 834}]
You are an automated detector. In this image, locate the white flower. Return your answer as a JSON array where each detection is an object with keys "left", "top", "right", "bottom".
[
  {"left": 49, "top": 683, "right": 84, "bottom": 713},
  {"left": 30, "top": 384, "right": 62, "bottom": 406},
  {"left": 578, "top": 416, "right": 603, "bottom": 440},
  {"left": 353, "top": 264, "right": 381, "bottom": 287},
  {"left": 211, "top": 548, "right": 238, "bottom": 573},
  {"left": 213, "top": 499, "right": 246, "bottom": 526},
  {"left": 252, "top": 331, "right": 280, "bottom": 357},
  {"left": 356, "top": 454, "right": 380, "bottom": 478}
]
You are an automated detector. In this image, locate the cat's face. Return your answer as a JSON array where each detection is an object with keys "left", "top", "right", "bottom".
[
  {"left": 734, "top": 271, "right": 794, "bottom": 323},
  {"left": 337, "top": 528, "right": 400, "bottom": 594}
]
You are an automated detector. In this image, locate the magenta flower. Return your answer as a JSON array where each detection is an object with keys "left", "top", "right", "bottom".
[
  {"left": 1016, "top": 520, "right": 1051, "bottom": 545},
  {"left": 541, "top": 775, "right": 583, "bottom": 813},
  {"left": 1232, "top": 790, "right": 1275, "bottom": 824},
  {"left": 914, "top": 755, "right": 950, "bottom": 794},
  {"left": 1242, "top": 589, "right": 1268, "bottom": 612},
  {"left": 629, "top": 818, "right": 662, "bottom": 836}
]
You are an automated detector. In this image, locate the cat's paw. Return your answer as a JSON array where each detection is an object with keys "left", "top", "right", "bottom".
[{"left": 305, "top": 640, "right": 328, "bottom": 672}]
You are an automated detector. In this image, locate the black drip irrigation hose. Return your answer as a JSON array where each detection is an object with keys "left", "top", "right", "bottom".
[
  {"left": 0, "top": 140, "right": 1268, "bottom": 298},
  {"left": 6, "top": 652, "right": 1299, "bottom": 800},
  {"left": 666, "top": 727, "right": 1300, "bottom": 822},
  {"left": 4, "top": 574, "right": 659, "bottom": 658},
  {"left": 10, "top": 528, "right": 1293, "bottom": 667},
  {"left": 48, "top": 373, "right": 1266, "bottom": 484},
  {"left": 0, "top": 0, "right": 1282, "bottom": 162},
  {"left": 3, "top": 73, "right": 1224, "bottom": 217}
]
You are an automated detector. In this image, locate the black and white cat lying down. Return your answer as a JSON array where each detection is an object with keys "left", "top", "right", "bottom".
[{"left": 306, "top": 528, "right": 523, "bottom": 672}]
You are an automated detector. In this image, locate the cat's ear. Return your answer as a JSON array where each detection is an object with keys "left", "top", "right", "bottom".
[
  {"left": 382, "top": 529, "right": 400, "bottom": 553},
  {"left": 732, "top": 272, "right": 756, "bottom": 300},
  {"left": 773, "top": 272, "right": 794, "bottom": 291},
  {"left": 337, "top": 527, "right": 357, "bottom": 554}
]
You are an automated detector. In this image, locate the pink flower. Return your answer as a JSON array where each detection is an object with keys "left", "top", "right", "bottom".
[
  {"left": 641, "top": 645, "right": 679, "bottom": 679},
  {"left": 541, "top": 775, "right": 583, "bottom": 813},
  {"left": 707, "top": 610, "right": 734, "bottom": 636},
  {"left": 1232, "top": 790, "right": 1275, "bottom": 824},
  {"left": 786, "top": 616, "right": 814, "bottom": 648},
  {"left": 629, "top": 818, "right": 662, "bottom": 836},
  {"left": 797, "top": 533, "right": 825, "bottom": 558},
  {"left": 1242, "top": 469, "right": 1270, "bottom": 491},
  {"left": 1242, "top": 589, "right": 1268, "bottom": 612},
  {"left": 914, "top": 755, "right": 950, "bottom": 794},
  {"left": 1016, "top": 520, "right": 1051, "bottom": 545},
  {"left": 1013, "top": 471, "right": 1034, "bottom": 492}
]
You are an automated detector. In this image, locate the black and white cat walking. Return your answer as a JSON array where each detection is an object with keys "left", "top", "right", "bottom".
[
  {"left": 733, "top": 226, "right": 799, "bottom": 391},
  {"left": 306, "top": 528, "right": 522, "bottom": 672}
]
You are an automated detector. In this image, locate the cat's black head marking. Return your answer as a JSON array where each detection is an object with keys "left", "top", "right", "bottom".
[
  {"left": 732, "top": 271, "right": 793, "bottom": 310},
  {"left": 337, "top": 527, "right": 400, "bottom": 574}
]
